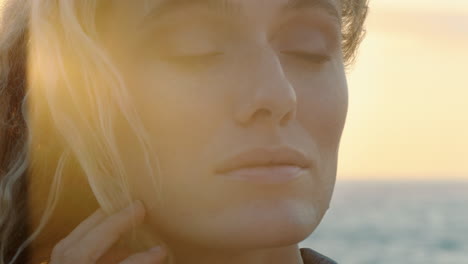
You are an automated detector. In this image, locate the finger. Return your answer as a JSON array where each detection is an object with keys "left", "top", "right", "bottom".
[
  {"left": 119, "top": 247, "right": 166, "bottom": 264},
  {"left": 73, "top": 200, "right": 146, "bottom": 263},
  {"left": 95, "top": 245, "right": 134, "bottom": 264},
  {"left": 58, "top": 208, "right": 107, "bottom": 249}
]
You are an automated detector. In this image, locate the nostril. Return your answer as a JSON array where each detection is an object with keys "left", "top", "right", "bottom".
[
  {"left": 250, "top": 108, "right": 272, "bottom": 122},
  {"left": 280, "top": 110, "right": 295, "bottom": 126}
]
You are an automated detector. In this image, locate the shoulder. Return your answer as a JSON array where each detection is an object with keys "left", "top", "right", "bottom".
[{"left": 300, "top": 248, "right": 338, "bottom": 264}]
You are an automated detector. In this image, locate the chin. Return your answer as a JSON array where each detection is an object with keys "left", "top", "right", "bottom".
[
  {"left": 149, "top": 184, "right": 330, "bottom": 251},
  {"left": 207, "top": 199, "right": 325, "bottom": 250}
]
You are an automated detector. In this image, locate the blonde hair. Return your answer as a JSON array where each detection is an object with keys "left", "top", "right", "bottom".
[
  {"left": 0, "top": 0, "right": 369, "bottom": 263},
  {"left": 2, "top": 0, "right": 163, "bottom": 263}
]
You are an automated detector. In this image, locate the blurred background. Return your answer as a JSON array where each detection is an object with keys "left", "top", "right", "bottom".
[{"left": 300, "top": 1, "right": 468, "bottom": 263}]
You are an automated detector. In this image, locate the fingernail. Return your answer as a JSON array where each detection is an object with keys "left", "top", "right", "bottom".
[
  {"left": 127, "top": 200, "right": 142, "bottom": 210},
  {"left": 149, "top": 246, "right": 166, "bottom": 258},
  {"left": 125, "top": 201, "right": 145, "bottom": 218},
  {"left": 134, "top": 200, "right": 143, "bottom": 208},
  {"left": 149, "top": 246, "right": 162, "bottom": 252}
]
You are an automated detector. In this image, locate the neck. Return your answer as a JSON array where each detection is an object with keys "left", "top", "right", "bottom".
[{"left": 169, "top": 244, "right": 304, "bottom": 264}]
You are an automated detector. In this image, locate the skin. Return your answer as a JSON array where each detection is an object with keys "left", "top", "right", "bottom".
[
  {"left": 85, "top": 0, "right": 349, "bottom": 263},
  {"left": 0, "top": 97, "right": 4, "bottom": 153},
  {"left": 49, "top": 202, "right": 167, "bottom": 264}
]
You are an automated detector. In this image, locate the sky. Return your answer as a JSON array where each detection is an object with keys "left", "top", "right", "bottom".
[
  {"left": 338, "top": 1, "right": 468, "bottom": 180},
  {"left": 375, "top": 0, "right": 468, "bottom": 13}
]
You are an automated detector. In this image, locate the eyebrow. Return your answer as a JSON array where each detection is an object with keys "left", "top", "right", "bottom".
[
  {"left": 141, "top": 0, "right": 341, "bottom": 25},
  {"left": 287, "top": 0, "right": 341, "bottom": 22}
]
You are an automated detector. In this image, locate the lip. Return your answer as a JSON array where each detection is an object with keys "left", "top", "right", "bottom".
[{"left": 215, "top": 146, "right": 312, "bottom": 184}]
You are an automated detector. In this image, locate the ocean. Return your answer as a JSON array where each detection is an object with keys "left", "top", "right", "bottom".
[{"left": 299, "top": 180, "right": 468, "bottom": 264}]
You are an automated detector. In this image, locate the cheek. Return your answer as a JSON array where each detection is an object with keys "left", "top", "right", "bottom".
[
  {"left": 130, "top": 65, "right": 222, "bottom": 143},
  {"left": 290, "top": 63, "right": 347, "bottom": 202},
  {"left": 295, "top": 65, "right": 348, "bottom": 151},
  {"left": 124, "top": 64, "right": 228, "bottom": 187}
]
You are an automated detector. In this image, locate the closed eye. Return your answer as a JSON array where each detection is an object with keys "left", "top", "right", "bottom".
[
  {"left": 282, "top": 51, "right": 331, "bottom": 64},
  {"left": 160, "top": 52, "right": 223, "bottom": 68},
  {"left": 164, "top": 52, "right": 222, "bottom": 60}
]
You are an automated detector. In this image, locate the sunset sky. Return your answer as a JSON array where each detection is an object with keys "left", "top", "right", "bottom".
[{"left": 338, "top": 0, "right": 468, "bottom": 180}]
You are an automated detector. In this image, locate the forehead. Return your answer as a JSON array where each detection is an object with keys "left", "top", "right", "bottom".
[
  {"left": 99, "top": 0, "right": 342, "bottom": 39},
  {"left": 140, "top": 0, "right": 341, "bottom": 22}
]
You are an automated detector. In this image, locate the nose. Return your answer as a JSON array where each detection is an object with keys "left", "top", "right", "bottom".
[{"left": 234, "top": 47, "right": 297, "bottom": 127}]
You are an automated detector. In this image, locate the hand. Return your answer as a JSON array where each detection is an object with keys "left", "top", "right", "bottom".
[{"left": 49, "top": 200, "right": 166, "bottom": 264}]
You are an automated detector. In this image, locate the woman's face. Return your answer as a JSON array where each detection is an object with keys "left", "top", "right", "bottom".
[{"left": 100, "top": 0, "right": 347, "bottom": 251}]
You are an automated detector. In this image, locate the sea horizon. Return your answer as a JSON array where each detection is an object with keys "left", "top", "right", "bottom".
[{"left": 299, "top": 179, "right": 468, "bottom": 264}]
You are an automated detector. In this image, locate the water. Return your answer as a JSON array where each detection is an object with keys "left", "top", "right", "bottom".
[{"left": 299, "top": 180, "right": 468, "bottom": 264}]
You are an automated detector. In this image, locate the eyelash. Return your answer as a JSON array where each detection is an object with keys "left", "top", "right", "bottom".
[
  {"left": 282, "top": 51, "right": 331, "bottom": 65},
  {"left": 162, "top": 52, "right": 223, "bottom": 68},
  {"left": 160, "top": 51, "right": 330, "bottom": 69}
]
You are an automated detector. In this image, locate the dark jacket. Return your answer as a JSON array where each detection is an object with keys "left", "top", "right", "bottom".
[{"left": 300, "top": 248, "right": 337, "bottom": 264}]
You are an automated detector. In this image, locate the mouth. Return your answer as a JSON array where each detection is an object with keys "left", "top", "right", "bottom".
[{"left": 215, "top": 146, "right": 312, "bottom": 185}]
